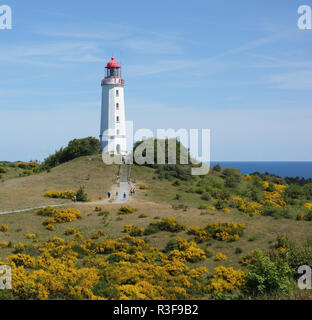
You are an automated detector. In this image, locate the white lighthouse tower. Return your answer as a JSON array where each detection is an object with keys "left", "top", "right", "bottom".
[{"left": 100, "top": 57, "right": 127, "bottom": 155}]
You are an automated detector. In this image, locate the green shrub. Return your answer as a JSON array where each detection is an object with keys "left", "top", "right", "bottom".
[
  {"left": 41, "top": 136, "right": 101, "bottom": 170},
  {"left": 172, "top": 180, "right": 181, "bottom": 186},
  {"left": 195, "top": 188, "right": 205, "bottom": 195},
  {"left": 213, "top": 164, "right": 222, "bottom": 172},
  {"left": 98, "top": 210, "right": 110, "bottom": 217},
  {"left": 145, "top": 217, "right": 185, "bottom": 235},
  {"left": 174, "top": 194, "right": 182, "bottom": 200},
  {"left": 215, "top": 199, "right": 227, "bottom": 210},
  {"left": 222, "top": 168, "right": 241, "bottom": 188},
  {"left": 261, "top": 204, "right": 289, "bottom": 219},
  {"left": 0, "top": 167, "right": 7, "bottom": 174},
  {"left": 201, "top": 193, "right": 211, "bottom": 201},
  {"left": 245, "top": 250, "right": 292, "bottom": 296},
  {"left": 172, "top": 204, "right": 188, "bottom": 211},
  {"left": 284, "top": 184, "right": 304, "bottom": 199},
  {"left": 76, "top": 186, "right": 88, "bottom": 202},
  {"left": 143, "top": 224, "right": 160, "bottom": 235},
  {"left": 235, "top": 247, "right": 243, "bottom": 254},
  {"left": 164, "top": 239, "right": 179, "bottom": 252},
  {"left": 93, "top": 280, "right": 119, "bottom": 299},
  {"left": 129, "top": 226, "right": 145, "bottom": 237}
]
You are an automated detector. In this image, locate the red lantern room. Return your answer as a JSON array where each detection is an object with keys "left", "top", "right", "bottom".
[
  {"left": 106, "top": 57, "right": 121, "bottom": 77},
  {"left": 102, "top": 57, "right": 124, "bottom": 86}
]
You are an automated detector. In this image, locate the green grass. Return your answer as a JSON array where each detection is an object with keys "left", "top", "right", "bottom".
[
  {"left": 130, "top": 165, "right": 219, "bottom": 209},
  {"left": 1, "top": 156, "right": 312, "bottom": 298},
  {"left": 0, "top": 155, "right": 118, "bottom": 212}
]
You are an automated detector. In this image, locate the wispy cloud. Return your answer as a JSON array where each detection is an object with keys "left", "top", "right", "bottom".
[
  {"left": 267, "top": 70, "right": 312, "bottom": 89},
  {"left": 248, "top": 53, "right": 312, "bottom": 69},
  {"left": 38, "top": 25, "right": 183, "bottom": 56},
  {"left": 126, "top": 33, "right": 287, "bottom": 77},
  {"left": 0, "top": 41, "right": 102, "bottom": 66},
  {"left": 224, "top": 33, "right": 285, "bottom": 56},
  {"left": 126, "top": 58, "right": 227, "bottom": 77},
  {"left": 122, "top": 38, "right": 182, "bottom": 54}
]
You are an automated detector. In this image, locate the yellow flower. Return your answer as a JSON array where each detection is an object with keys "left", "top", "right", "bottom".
[
  {"left": 214, "top": 252, "right": 227, "bottom": 261},
  {"left": 207, "top": 266, "right": 246, "bottom": 296},
  {"left": 0, "top": 224, "right": 9, "bottom": 232},
  {"left": 25, "top": 233, "right": 37, "bottom": 240},
  {"left": 304, "top": 203, "right": 312, "bottom": 211}
]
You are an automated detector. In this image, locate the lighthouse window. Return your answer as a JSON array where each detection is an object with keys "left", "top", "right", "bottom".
[
  {"left": 116, "top": 116, "right": 120, "bottom": 123},
  {"left": 116, "top": 90, "right": 119, "bottom": 97},
  {"left": 116, "top": 103, "right": 119, "bottom": 110}
]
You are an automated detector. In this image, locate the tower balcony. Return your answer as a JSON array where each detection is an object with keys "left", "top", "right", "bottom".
[{"left": 101, "top": 77, "right": 125, "bottom": 86}]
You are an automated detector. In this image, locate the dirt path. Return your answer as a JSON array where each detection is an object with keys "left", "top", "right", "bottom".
[{"left": 0, "top": 204, "right": 67, "bottom": 216}]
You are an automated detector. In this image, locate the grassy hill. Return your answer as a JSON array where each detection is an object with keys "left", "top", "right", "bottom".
[
  {"left": 0, "top": 155, "right": 118, "bottom": 212},
  {"left": 1, "top": 153, "right": 312, "bottom": 299}
]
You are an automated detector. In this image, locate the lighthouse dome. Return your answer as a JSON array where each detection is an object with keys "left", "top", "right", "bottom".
[{"left": 106, "top": 57, "right": 120, "bottom": 69}]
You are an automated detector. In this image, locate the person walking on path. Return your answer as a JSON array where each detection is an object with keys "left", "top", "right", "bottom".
[
  {"left": 107, "top": 191, "right": 111, "bottom": 199},
  {"left": 123, "top": 192, "right": 127, "bottom": 199}
]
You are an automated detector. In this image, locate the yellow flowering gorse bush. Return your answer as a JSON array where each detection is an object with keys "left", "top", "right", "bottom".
[
  {"left": 0, "top": 224, "right": 10, "bottom": 232},
  {"left": 44, "top": 190, "right": 76, "bottom": 199},
  {"left": 207, "top": 266, "right": 246, "bottom": 296},
  {"left": 215, "top": 252, "right": 227, "bottom": 261}
]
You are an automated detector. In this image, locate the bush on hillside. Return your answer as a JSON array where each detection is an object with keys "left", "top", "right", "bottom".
[
  {"left": 244, "top": 250, "right": 292, "bottom": 296},
  {"left": 76, "top": 186, "right": 88, "bottom": 202},
  {"left": 213, "top": 163, "right": 222, "bottom": 172},
  {"left": 40, "top": 137, "right": 101, "bottom": 170},
  {"left": 133, "top": 139, "right": 195, "bottom": 181},
  {"left": 0, "top": 167, "right": 7, "bottom": 174},
  {"left": 222, "top": 168, "right": 242, "bottom": 188}
]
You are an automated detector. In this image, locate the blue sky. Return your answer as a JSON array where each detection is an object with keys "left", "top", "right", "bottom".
[{"left": 0, "top": 0, "right": 312, "bottom": 161}]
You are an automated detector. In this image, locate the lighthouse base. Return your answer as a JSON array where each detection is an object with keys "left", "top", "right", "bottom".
[{"left": 100, "top": 135, "right": 127, "bottom": 156}]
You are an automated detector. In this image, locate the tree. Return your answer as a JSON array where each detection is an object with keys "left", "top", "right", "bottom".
[{"left": 41, "top": 137, "right": 101, "bottom": 170}]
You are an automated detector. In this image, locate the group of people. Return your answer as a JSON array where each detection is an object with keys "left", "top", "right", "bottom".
[
  {"left": 130, "top": 187, "right": 136, "bottom": 196},
  {"left": 107, "top": 190, "right": 128, "bottom": 200}
]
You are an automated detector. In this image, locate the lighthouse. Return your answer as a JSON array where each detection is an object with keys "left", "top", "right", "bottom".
[{"left": 100, "top": 57, "right": 127, "bottom": 155}]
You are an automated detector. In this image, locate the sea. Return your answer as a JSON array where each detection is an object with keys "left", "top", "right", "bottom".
[{"left": 210, "top": 162, "right": 312, "bottom": 179}]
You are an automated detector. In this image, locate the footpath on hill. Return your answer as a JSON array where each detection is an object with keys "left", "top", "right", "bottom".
[
  {"left": 0, "top": 204, "right": 66, "bottom": 216},
  {"left": 84, "top": 163, "right": 133, "bottom": 205},
  {"left": 0, "top": 164, "right": 134, "bottom": 215}
]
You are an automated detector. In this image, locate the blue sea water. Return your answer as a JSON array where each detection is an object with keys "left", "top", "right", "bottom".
[{"left": 210, "top": 162, "right": 312, "bottom": 179}]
